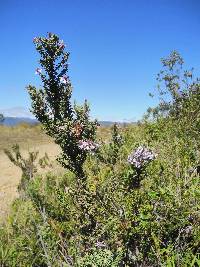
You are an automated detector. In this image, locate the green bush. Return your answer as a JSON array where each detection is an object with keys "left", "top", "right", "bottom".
[{"left": 1, "top": 37, "right": 200, "bottom": 266}]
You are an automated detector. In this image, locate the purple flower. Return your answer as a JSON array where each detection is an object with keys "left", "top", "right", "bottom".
[
  {"left": 78, "top": 140, "right": 99, "bottom": 154},
  {"left": 35, "top": 68, "right": 42, "bottom": 75},
  {"left": 58, "top": 40, "right": 65, "bottom": 49},
  {"left": 33, "top": 37, "right": 39, "bottom": 43},
  {"left": 60, "top": 75, "right": 69, "bottom": 84},
  {"left": 128, "top": 146, "right": 156, "bottom": 169}
]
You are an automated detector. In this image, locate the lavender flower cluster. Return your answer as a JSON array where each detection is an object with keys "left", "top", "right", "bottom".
[
  {"left": 78, "top": 140, "right": 99, "bottom": 154},
  {"left": 35, "top": 68, "right": 42, "bottom": 75},
  {"left": 128, "top": 146, "right": 156, "bottom": 169},
  {"left": 60, "top": 75, "right": 70, "bottom": 85},
  {"left": 58, "top": 39, "right": 65, "bottom": 49}
]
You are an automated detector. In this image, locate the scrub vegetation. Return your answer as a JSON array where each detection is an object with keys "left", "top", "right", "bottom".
[{"left": 0, "top": 33, "right": 199, "bottom": 266}]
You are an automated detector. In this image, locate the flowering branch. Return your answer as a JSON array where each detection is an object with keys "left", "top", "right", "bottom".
[
  {"left": 127, "top": 146, "right": 157, "bottom": 188},
  {"left": 27, "top": 33, "right": 98, "bottom": 179}
]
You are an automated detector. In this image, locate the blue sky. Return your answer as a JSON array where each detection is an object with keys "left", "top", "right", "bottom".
[{"left": 0, "top": 0, "right": 200, "bottom": 121}]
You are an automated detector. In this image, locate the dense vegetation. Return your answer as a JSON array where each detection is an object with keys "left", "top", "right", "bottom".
[{"left": 0, "top": 34, "right": 199, "bottom": 266}]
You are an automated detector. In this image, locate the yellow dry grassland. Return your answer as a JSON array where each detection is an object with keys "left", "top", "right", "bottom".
[{"left": 0, "top": 124, "right": 60, "bottom": 221}]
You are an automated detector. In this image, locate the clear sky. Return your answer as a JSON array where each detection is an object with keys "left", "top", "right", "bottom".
[{"left": 0, "top": 0, "right": 200, "bottom": 121}]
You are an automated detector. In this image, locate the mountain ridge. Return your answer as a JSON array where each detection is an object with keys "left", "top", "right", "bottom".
[{"left": 1, "top": 117, "right": 130, "bottom": 127}]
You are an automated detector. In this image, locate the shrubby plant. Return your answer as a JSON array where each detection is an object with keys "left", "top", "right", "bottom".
[
  {"left": 126, "top": 145, "right": 157, "bottom": 189},
  {"left": 4, "top": 144, "right": 52, "bottom": 194},
  {"left": 108, "top": 123, "right": 123, "bottom": 165},
  {"left": 77, "top": 248, "right": 123, "bottom": 267},
  {"left": 4, "top": 144, "right": 39, "bottom": 192},
  {"left": 146, "top": 50, "right": 200, "bottom": 121},
  {"left": 1, "top": 36, "right": 200, "bottom": 267},
  {"left": 98, "top": 123, "right": 123, "bottom": 166},
  {"left": 27, "top": 33, "right": 98, "bottom": 179},
  {"left": 127, "top": 146, "right": 157, "bottom": 169}
]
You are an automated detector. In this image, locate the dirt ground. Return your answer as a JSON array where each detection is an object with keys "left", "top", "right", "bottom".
[{"left": 0, "top": 142, "right": 60, "bottom": 221}]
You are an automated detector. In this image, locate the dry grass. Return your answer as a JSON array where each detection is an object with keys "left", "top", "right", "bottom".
[
  {"left": 0, "top": 123, "right": 51, "bottom": 151},
  {"left": 0, "top": 124, "right": 60, "bottom": 221}
]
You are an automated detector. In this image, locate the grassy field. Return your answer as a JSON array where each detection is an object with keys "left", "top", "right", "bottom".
[
  {"left": 0, "top": 124, "right": 61, "bottom": 221},
  {"left": 0, "top": 124, "right": 51, "bottom": 151}
]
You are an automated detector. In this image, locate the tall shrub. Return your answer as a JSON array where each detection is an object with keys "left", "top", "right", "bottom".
[{"left": 27, "top": 33, "right": 98, "bottom": 179}]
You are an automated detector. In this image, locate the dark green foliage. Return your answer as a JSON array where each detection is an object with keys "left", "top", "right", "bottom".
[
  {"left": 98, "top": 123, "right": 123, "bottom": 166},
  {"left": 2, "top": 117, "right": 200, "bottom": 266},
  {"left": 108, "top": 123, "right": 123, "bottom": 165},
  {"left": 27, "top": 33, "right": 98, "bottom": 179},
  {"left": 146, "top": 50, "right": 200, "bottom": 121}
]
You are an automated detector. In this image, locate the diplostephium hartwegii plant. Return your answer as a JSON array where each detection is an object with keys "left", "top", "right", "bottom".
[
  {"left": 128, "top": 146, "right": 157, "bottom": 170},
  {"left": 127, "top": 145, "right": 157, "bottom": 189},
  {"left": 27, "top": 33, "right": 98, "bottom": 179},
  {"left": 78, "top": 140, "right": 100, "bottom": 155}
]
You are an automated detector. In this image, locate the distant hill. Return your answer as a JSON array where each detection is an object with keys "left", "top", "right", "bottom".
[
  {"left": 1, "top": 117, "right": 38, "bottom": 126},
  {"left": 99, "top": 121, "right": 130, "bottom": 126},
  {"left": 0, "top": 117, "right": 131, "bottom": 127}
]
